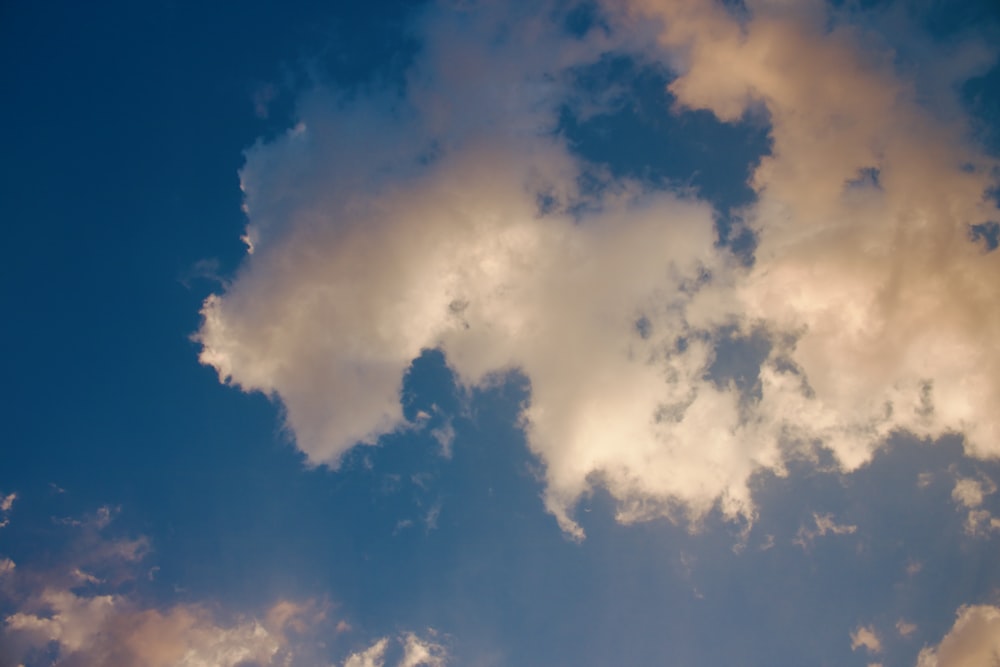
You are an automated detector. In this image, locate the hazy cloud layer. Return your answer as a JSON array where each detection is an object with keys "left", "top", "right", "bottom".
[{"left": 197, "top": 0, "right": 1000, "bottom": 536}]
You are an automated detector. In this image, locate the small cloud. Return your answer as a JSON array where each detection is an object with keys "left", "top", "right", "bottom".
[
  {"left": 0, "top": 557, "right": 15, "bottom": 576},
  {"left": 70, "top": 568, "right": 102, "bottom": 586},
  {"left": 2, "top": 492, "right": 19, "bottom": 513},
  {"left": 896, "top": 619, "right": 917, "bottom": 637},
  {"left": 905, "top": 560, "right": 923, "bottom": 577},
  {"left": 61, "top": 505, "right": 118, "bottom": 530},
  {"left": 952, "top": 476, "right": 995, "bottom": 508},
  {"left": 252, "top": 82, "right": 278, "bottom": 120},
  {"left": 850, "top": 625, "right": 882, "bottom": 654},
  {"left": 0, "top": 491, "right": 17, "bottom": 528},
  {"left": 795, "top": 513, "right": 857, "bottom": 549},
  {"left": 424, "top": 502, "right": 442, "bottom": 532},
  {"left": 430, "top": 420, "right": 456, "bottom": 459},
  {"left": 963, "top": 509, "right": 1000, "bottom": 537},
  {"left": 400, "top": 631, "right": 448, "bottom": 667},
  {"left": 343, "top": 632, "right": 449, "bottom": 667},
  {"left": 952, "top": 475, "right": 1000, "bottom": 537},
  {"left": 410, "top": 473, "right": 432, "bottom": 490},
  {"left": 344, "top": 637, "right": 389, "bottom": 667}
]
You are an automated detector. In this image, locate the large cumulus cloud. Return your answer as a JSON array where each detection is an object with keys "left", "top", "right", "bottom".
[{"left": 197, "top": 0, "right": 1000, "bottom": 537}]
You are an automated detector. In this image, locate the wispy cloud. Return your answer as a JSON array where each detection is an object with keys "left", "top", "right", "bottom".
[{"left": 794, "top": 512, "right": 857, "bottom": 549}]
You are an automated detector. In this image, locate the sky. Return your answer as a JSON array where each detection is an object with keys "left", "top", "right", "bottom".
[{"left": 3, "top": 0, "right": 1000, "bottom": 665}]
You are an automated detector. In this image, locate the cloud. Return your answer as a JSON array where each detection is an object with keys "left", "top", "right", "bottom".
[
  {"left": 851, "top": 625, "right": 882, "bottom": 654},
  {"left": 196, "top": 0, "right": 758, "bottom": 539},
  {"left": 343, "top": 633, "right": 448, "bottom": 667},
  {"left": 951, "top": 474, "right": 1000, "bottom": 536},
  {"left": 794, "top": 512, "right": 857, "bottom": 549},
  {"left": 916, "top": 605, "right": 1000, "bottom": 667},
  {"left": 5, "top": 591, "right": 318, "bottom": 667},
  {"left": 0, "top": 491, "right": 16, "bottom": 528},
  {"left": 0, "top": 492, "right": 16, "bottom": 513},
  {"left": 952, "top": 477, "right": 992, "bottom": 508},
  {"left": 197, "top": 0, "right": 1000, "bottom": 538},
  {"left": 345, "top": 638, "right": 390, "bottom": 667},
  {"left": 897, "top": 619, "right": 917, "bottom": 638},
  {"left": 399, "top": 632, "right": 448, "bottom": 667},
  {"left": 0, "top": 503, "right": 327, "bottom": 667},
  {"left": 624, "top": 0, "right": 1000, "bottom": 472},
  {"left": 962, "top": 509, "right": 1000, "bottom": 537}
]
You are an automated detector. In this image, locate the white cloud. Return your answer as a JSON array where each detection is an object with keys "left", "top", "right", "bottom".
[
  {"left": 623, "top": 0, "right": 1000, "bottom": 473},
  {"left": 952, "top": 477, "right": 995, "bottom": 509},
  {"left": 5, "top": 591, "right": 314, "bottom": 667},
  {"left": 345, "top": 638, "right": 389, "bottom": 667},
  {"left": 1, "top": 492, "right": 17, "bottom": 513},
  {"left": 196, "top": 1, "right": 759, "bottom": 539},
  {"left": 197, "top": 0, "right": 1000, "bottom": 538},
  {"left": 951, "top": 475, "right": 1000, "bottom": 536},
  {"left": 343, "top": 633, "right": 447, "bottom": 667},
  {"left": 0, "top": 503, "right": 328, "bottom": 667},
  {"left": 916, "top": 605, "right": 1000, "bottom": 667},
  {"left": 400, "top": 632, "right": 449, "bottom": 667},
  {"left": 897, "top": 619, "right": 917, "bottom": 637},
  {"left": 795, "top": 513, "right": 857, "bottom": 549},
  {"left": 850, "top": 625, "right": 882, "bottom": 654},
  {"left": 70, "top": 567, "right": 102, "bottom": 586}
]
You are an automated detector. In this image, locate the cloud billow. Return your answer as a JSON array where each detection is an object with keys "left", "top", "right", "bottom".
[{"left": 197, "top": 0, "right": 1000, "bottom": 538}]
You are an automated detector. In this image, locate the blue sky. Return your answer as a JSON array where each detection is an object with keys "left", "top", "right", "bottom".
[{"left": 3, "top": 1, "right": 1000, "bottom": 666}]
